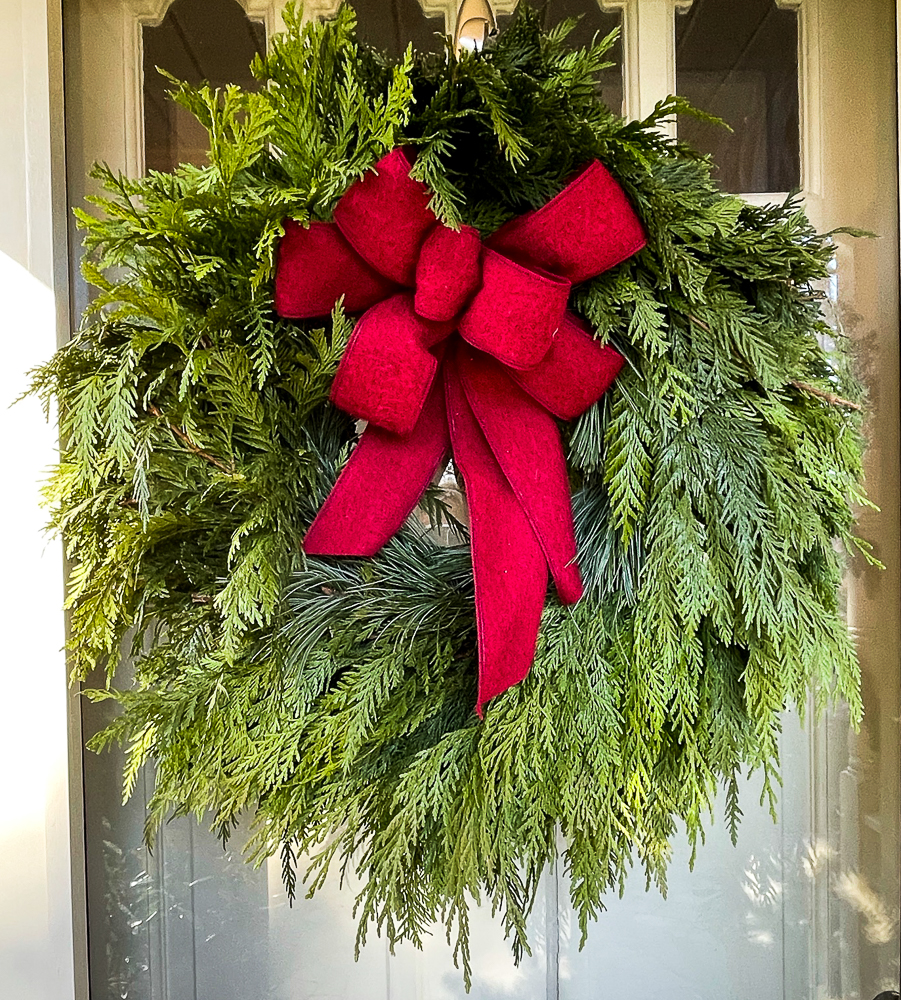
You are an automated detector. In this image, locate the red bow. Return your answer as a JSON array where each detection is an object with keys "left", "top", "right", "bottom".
[{"left": 275, "top": 148, "right": 645, "bottom": 714}]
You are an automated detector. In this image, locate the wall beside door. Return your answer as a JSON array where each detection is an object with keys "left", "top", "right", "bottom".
[
  {"left": 0, "top": 2, "right": 81, "bottom": 1000},
  {"left": 806, "top": 1, "right": 901, "bottom": 992}
]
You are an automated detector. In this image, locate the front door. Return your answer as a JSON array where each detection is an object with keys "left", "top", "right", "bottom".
[{"left": 63, "top": 1, "right": 900, "bottom": 997}]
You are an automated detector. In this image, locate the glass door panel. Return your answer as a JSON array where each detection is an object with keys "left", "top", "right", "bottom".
[
  {"left": 496, "top": 0, "right": 624, "bottom": 114},
  {"left": 559, "top": 720, "right": 815, "bottom": 999},
  {"left": 143, "top": 0, "right": 267, "bottom": 171},
  {"left": 354, "top": 0, "right": 445, "bottom": 53},
  {"left": 675, "top": 0, "right": 801, "bottom": 194}
]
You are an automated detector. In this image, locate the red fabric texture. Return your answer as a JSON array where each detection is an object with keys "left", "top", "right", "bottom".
[
  {"left": 457, "top": 250, "right": 570, "bottom": 370},
  {"left": 415, "top": 224, "right": 482, "bottom": 322},
  {"left": 330, "top": 293, "right": 452, "bottom": 435},
  {"left": 511, "top": 313, "right": 625, "bottom": 420},
  {"left": 305, "top": 376, "right": 451, "bottom": 558},
  {"left": 275, "top": 220, "right": 397, "bottom": 318},
  {"left": 275, "top": 148, "right": 646, "bottom": 713},
  {"left": 457, "top": 345, "right": 583, "bottom": 606},
  {"left": 333, "top": 147, "right": 433, "bottom": 285},
  {"left": 486, "top": 160, "right": 647, "bottom": 282},
  {"left": 444, "top": 351, "right": 549, "bottom": 713}
]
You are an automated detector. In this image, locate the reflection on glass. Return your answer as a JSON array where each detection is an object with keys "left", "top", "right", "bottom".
[
  {"left": 498, "top": 0, "right": 623, "bottom": 115},
  {"left": 353, "top": 0, "right": 445, "bottom": 55},
  {"left": 83, "top": 678, "right": 271, "bottom": 1000},
  {"left": 143, "top": 0, "right": 266, "bottom": 173},
  {"left": 675, "top": 0, "right": 800, "bottom": 193}
]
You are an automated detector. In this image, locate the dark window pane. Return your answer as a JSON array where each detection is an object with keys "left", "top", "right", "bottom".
[
  {"left": 143, "top": 0, "right": 266, "bottom": 173},
  {"left": 676, "top": 0, "right": 800, "bottom": 193},
  {"left": 353, "top": 0, "right": 445, "bottom": 55},
  {"left": 499, "top": 0, "right": 623, "bottom": 115}
]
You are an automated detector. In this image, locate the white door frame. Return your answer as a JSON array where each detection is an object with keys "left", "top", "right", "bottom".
[{"left": 0, "top": 0, "right": 86, "bottom": 998}]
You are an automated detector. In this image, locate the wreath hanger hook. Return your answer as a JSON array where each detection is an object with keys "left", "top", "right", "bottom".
[{"left": 453, "top": 0, "right": 497, "bottom": 54}]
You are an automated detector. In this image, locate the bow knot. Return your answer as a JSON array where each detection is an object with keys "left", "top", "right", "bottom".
[
  {"left": 275, "top": 147, "right": 646, "bottom": 713},
  {"left": 414, "top": 223, "right": 482, "bottom": 323}
]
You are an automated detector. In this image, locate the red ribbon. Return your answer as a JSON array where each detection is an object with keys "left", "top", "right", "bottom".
[{"left": 275, "top": 148, "right": 646, "bottom": 714}]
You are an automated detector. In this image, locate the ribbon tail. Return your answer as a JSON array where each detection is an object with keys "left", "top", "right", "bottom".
[
  {"left": 445, "top": 354, "right": 548, "bottom": 716},
  {"left": 457, "top": 345, "right": 583, "bottom": 605},
  {"left": 304, "top": 376, "right": 450, "bottom": 557}
]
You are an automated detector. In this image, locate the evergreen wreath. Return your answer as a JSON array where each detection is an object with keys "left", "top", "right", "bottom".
[{"left": 32, "top": 2, "right": 871, "bottom": 982}]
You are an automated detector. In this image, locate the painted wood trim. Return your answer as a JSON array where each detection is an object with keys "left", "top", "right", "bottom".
[
  {"left": 601, "top": 0, "right": 690, "bottom": 128},
  {"left": 0, "top": 0, "right": 76, "bottom": 997},
  {"left": 796, "top": 0, "right": 824, "bottom": 199}
]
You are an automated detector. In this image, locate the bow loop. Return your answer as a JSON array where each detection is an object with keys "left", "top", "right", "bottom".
[
  {"left": 511, "top": 313, "right": 625, "bottom": 420},
  {"left": 275, "top": 220, "right": 397, "bottom": 319},
  {"left": 334, "top": 147, "right": 435, "bottom": 285},
  {"left": 331, "top": 293, "right": 453, "bottom": 436},
  {"left": 487, "top": 160, "right": 646, "bottom": 283}
]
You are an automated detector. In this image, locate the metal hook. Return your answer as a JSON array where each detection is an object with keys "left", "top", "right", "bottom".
[{"left": 453, "top": 0, "right": 496, "bottom": 55}]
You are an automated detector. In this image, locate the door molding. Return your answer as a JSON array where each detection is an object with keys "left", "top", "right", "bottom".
[
  {"left": 601, "top": 0, "right": 691, "bottom": 125},
  {"left": 419, "top": 0, "right": 518, "bottom": 32}
]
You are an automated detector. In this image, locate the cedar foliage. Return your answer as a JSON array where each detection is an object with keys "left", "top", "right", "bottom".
[{"left": 31, "top": 2, "right": 869, "bottom": 984}]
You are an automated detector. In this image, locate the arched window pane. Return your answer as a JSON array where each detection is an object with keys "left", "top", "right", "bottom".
[
  {"left": 143, "top": 0, "right": 266, "bottom": 173},
  {"left": 353, "top": 0, "right": 445, "bottom": 55},
  {"left": 676, "top": 0, "right": 801, "bottom": 193},
  {"left": 499, "top": 0, "right": 624, "bottom": 115}
]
